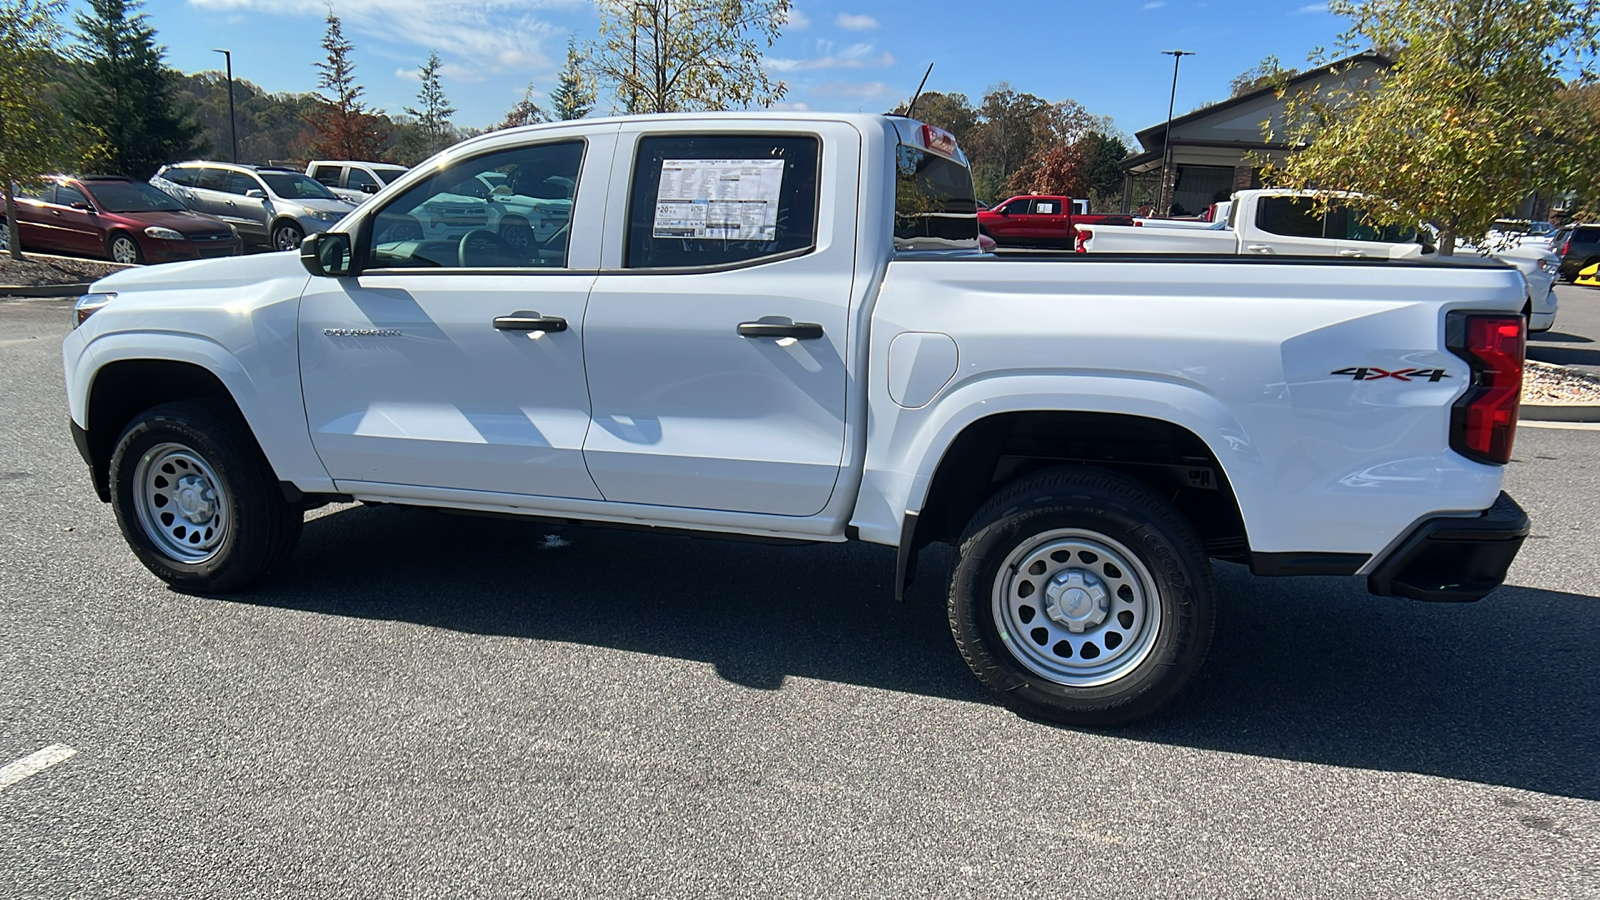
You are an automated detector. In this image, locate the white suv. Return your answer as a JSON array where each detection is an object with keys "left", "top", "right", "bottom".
[
  {"left": 153, "top": 163, "right": 358, "bottom": 250},
  {"left": 306, "top": 160, "right": 410, "bottom": 205}
]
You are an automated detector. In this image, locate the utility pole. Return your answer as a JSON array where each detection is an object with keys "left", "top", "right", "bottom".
[
  {"left": 1158, "top": 49, "right": 1194, "bottom": 217},
  {"left": 212, "top": 48, "right": 237, "bottom": 163}
]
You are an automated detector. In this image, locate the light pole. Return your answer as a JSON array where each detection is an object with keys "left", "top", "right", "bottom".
[
  {"left": 212, "top": 48, "right": 237, "bottom": 163},
  {"left": 1158, "top": 49, "right": 1194, "bottom": 217}
]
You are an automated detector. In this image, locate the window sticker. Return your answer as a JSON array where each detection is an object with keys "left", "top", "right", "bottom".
[{"left": 653, "top": 158, "right": 785, "bottom": 241}]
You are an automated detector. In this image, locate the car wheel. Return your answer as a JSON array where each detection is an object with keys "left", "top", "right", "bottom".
[
  {"left": 109, "top": 400, "right": 302, "bottom": 592},
  {"left": 498, "top": 219, "right": 534, "bottom": 251},
  {"left": 107, "top": 232, "right": 144, "bottom": 264},
  {"left": 272, "top": 221, "right": 305, "bottom": 252},
  {"left": 948, "top": 466, "right": 1216, "bottom": 726}
]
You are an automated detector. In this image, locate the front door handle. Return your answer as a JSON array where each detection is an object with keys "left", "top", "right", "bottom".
[
  {"left": 1245, "top": 244, "right": 1276, "bottom": 254},
  {"left": 493, "top": 311, "right": 568, "bottom": 332},
  {"left": 1338, "top": 249, "right": 1366, "bottom": 257},
  {"left": 737, "top": 321, "right": 824, "bottom": 340}
]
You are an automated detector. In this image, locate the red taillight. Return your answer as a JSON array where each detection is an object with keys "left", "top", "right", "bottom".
[
  {"left": 1447, "top": 313, "right": 1524, "bottom": 465},
  {"left": 1075, "top": 229, "right": 1092, "bottom": 253},
  {"left": 1559, "top": 238, "right": 1571, "bottom": 257}
]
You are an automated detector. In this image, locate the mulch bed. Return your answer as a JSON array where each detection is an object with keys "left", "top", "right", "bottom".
[
  {"left": 0, "top": 252, "right": 132, "bottom": 287},
  {"left": 1524, "top": 360, "right": 1600, "bottom": 406}
]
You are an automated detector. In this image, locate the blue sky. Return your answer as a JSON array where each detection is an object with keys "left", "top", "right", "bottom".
[{"left": 111, "top": 0, "right": 1354, "bottom": 141}]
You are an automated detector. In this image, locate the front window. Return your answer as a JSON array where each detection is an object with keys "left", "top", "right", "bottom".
[
  {"left": 367, "top": 139, "right": 583, "bottom": 270},
  {"left": 83, "top": 181, "right": 186, "bottom": 213},
  {"left": 371, "top": 165, "right": 408, "bottom": 185},
  {"left": 894, "top": 143, "right": 978, "bottom": 251},
  {"left": 259, "top": 172, "right": 339, "bottom": 201},
  {"left": 346, "top": 168, "right": 380, "bottom": 192}
]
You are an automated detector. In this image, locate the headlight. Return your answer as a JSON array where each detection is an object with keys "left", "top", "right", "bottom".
[
  {"left": 308, "top": 210, "right": 341, "bottom": 222},
  {"left": 1535, "top": 257, "right": 1553, "bottom": 272},
  {"left": 74, "top": 292, "right": 115, "bottom": 327},
  {"left": 143, "top": 226, "right": 183, "bottom": 241}
]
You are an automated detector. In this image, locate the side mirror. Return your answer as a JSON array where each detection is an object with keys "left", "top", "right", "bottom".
[
  {"left": 245, "top": 189, "right": 266, "bottom": 200},
  {"left": 70, "top": 201, "right": 93, "bottom": 212},
  {"left": 360, "top": 183, "right": 379, "bottom": 194},
  {"left": 300, "top": 232, "right": 354, "bottom": 277},
  {"left": 998, "top": 207, "right": 1010, "bottom": 216}
]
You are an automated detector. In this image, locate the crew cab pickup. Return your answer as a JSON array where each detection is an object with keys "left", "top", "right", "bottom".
[
  {"left": 1083, "top": 189, "right": 1559, "bottom": 332},
  {"left": 63, "top": 114, "right": 1531, "bottom": 725},
  {"left": 977, "top": 194, "right": 1132, "bottom": 248}
]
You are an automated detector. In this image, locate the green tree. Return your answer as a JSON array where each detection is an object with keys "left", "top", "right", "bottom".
[
  {"left": 549, "top": 36, "right": 595, "bottom": 121},
  {"left": 402, "top": 49, "right": 454, "bottom": 158},
  {"left": 1266, "top": 0, "right": 1600, "bottom": 254},
  {"left": 1229, "top": 55, "right": 1300, "bottom": 98},
  {"left": 0, "top": 0, "right": 73, "bottom": 259},
  {"left": 1079, "top": 131, "right": 1130, "bottom": 208},
  {"left": 494, "top": 83, "right": 548, "bottom": 130},
  {"left": 62, "top": 0, "right": 203, "bottom": 179},
  {"left": 893, "top": 90, "right": 979, "bottom": 146},
  {"left": 588, "top": 0, "right": 791, "bottom": 113},
  {"left": 309, "top": 12, "right": 388, "bottom": 159}
]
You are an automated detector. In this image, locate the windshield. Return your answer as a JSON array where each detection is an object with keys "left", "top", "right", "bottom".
[
  {"left": 372, "top": 165, "right": 408, "bottom": 185},
  {"left": 83, "top": 181, "right": 185, "bottom": 213},
  {"left": 259, "top": 172, "right": 340, "bottom": 201},
  {"left": 893, "top": 143, "right": 979, "bottom": 251}
]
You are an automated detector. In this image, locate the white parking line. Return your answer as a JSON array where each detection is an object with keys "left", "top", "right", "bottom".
[
  {"left": 0, "top": 744, "right": 77, "bottom": 791},
  {"left": 1520, "top": 420, "right": 1600, "bottom": 431}
]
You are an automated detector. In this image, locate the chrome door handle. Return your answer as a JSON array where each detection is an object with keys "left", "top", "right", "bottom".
[
  {"left": 1338, "top": 249, "right": 1365, "bottom": 257},
  {"left": 493, "top": 311, "right": 568, "bottom": 332},
  {"left": 1245, "top": 244, "right": 1275, "bottom": 254}
]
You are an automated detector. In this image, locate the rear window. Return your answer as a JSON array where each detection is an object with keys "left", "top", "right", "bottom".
[
  {"left": 1575, "top": 227, "right": 1600, "bottom": 243},
  {"left": 893, "top": 143, "right": 978, "bottom": 251}
]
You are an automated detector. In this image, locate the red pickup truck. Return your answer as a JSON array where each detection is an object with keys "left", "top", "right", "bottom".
[{"left": 977, "top": 195, "right": 1133, "bottom": 249}]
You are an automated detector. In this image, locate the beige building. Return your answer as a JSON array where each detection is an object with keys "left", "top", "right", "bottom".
[{"left": 1120, "top": 52, "right": 1391, "bottom": 215}]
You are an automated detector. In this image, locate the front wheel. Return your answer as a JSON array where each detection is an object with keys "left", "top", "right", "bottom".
[
  {"left": 272, "top": 221, "right": 305, "bottom": 252},
  {"left": 107, "top": 232, "right": 144, "bottom": 264},
  {"left": 109, "top": 400, "right": 302, "bottom": 592},
  {"left": 948, "top": 467, "right": 1216, "bottom": 726}
]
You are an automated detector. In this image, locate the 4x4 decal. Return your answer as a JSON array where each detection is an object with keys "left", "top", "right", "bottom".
[{"left": 1332, "top": 367, "right": 1450, "bottom": 382}]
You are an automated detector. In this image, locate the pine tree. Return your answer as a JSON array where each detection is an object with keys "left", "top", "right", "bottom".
[
  {"left": 309, "top": 12, "right": 387, "bottom": 159},
  {"left": 402, "top": 49, "right": 454, "bottom": 156},
  {"left": 549, "top": 37, "right": 594, "bottom": 121},
  {"left": 494, "top": 84, "right": 548, "bottom": 131},
  {"left": 62, "top": 0, "right": 203, "bottom": 179}
]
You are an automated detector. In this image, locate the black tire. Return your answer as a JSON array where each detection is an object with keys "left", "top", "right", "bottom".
[
  {"left": 947, "top": 467, "right": 1216, "bottom": 726},
  {"left": 271, "top": 221, "right": 305, "bottom": 252},
  {"left": 106, "top": 231, "right": 144, "bottom": 264},
  {"left": 109, "top": 400, "right": 302, "bottom": 592}
]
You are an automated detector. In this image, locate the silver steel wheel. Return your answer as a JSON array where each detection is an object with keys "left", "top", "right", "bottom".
[
  {"left": 272, "top": 224, "right": 303, "bottom": 251},
  {"left": 110, "top": 235, "right": 140, "bottom": 264},
  {"left": 991, "top": 528, "right": 1163, "bottom": 688},
  {"left": 131, "top": 442, "right": 230, "bottom": 563}
]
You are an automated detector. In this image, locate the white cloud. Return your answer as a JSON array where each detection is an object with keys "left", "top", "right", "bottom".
[
  {"left": 813, "top": 80, "right": 896, "bottom": 99},
  {"left": 768, "top": 39, "right": 894, "bottom": 72},
  {"left": 769, "top": 101, "right": 812, "bottom": 110},
  {"left": 835, "top": 12, "right": 878, "bottom": 30},
  {"left": 1142, "top": 1, "right": 1166, "bottom": 8},
  {"left": 781, "top": 7, "right": 812, "bottom": 29},
  {"left": 1295, "top": 2, "right": 1328, "bottom": 11}
]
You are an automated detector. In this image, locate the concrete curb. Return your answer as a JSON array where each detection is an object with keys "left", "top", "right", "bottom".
[
  {"left": 0, "top": 283, "right": 90, "bottom": 298},
  {"left": 1522, "top": 404, "right": 1600, "bottom": 423}
]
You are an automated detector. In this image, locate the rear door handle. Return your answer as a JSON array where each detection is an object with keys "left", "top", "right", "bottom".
[
  {"left": 737, "top": 321, "right": 824, "bottom": 340},
  {"left": 1245, "top": 244, "right": 1276, "bottom": 254},
  {"left": 1338, "top": 249, "right": 1366, "bottom": 257},
  {"left": 493, "top": 311, "right": 568, "bottom": 332}
]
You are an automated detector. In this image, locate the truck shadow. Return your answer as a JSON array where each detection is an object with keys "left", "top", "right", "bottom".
[{"left": 238, "top": 503, "right": 1599, "bottom": 801}]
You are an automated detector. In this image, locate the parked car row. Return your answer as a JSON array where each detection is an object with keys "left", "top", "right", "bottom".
[
  {"left": 151, "top": 162, "right": 359, "bottom": 251},
  {"left": 1550, "top": 222, "right": 1600, "bottom": 282}
]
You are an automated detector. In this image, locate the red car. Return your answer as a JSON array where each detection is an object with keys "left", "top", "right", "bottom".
[
  {"left": 977, "top": 194, "right": 1133, "bottom": 249},
  {"left": 3, "top": 175, "right": 241, "bottom": 264}
]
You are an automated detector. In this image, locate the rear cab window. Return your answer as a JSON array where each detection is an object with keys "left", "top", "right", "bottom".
[
  {"left": 624, "top": 134, "right": 820, "bottom": 270},
  {"left": 893, "top": 135, "right": 979, "bottom": 252},
  {"left": 310, "top": 164, "right": 343, "bottom": 187}
]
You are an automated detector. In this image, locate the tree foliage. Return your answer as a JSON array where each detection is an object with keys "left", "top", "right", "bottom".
[
  {"left": 588, "top": 0, "right": 790, "bottom": 113},
  {"left": 1264, "top": 0, "right": 1600, "bottom": 254},
  {"left": 550, "top": 36, "right": 595, "bottom": 121},
  {"left": 0, "top": 0, "right": 74, "bottom": 259},
  {"left": 1230, "top": 55, "right": 1300, "bottom": 98},
  {"left": 309, "top": 12, "right": 388, "bottom": 160},
  {"left": 401, "top": 49, "right": 455, "bottom": 159},
  {"left": 494, "top": 83, "right": 548, "bottom": 131},
  {"left": 62, "top": 0, "right": 203, "bottom": 180}
]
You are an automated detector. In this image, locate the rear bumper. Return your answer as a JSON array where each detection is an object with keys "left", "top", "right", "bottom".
[{"left": 1367, "top": 492, "right": 1529, "bottom": 602}]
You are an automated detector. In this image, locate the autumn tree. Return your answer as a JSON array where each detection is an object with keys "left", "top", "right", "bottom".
[
  {"left": 62, "top": 0, "right": 202, "bottom": 179},
  {"left": 494, "top": 84, "right": 547, "bottom": 130},
  {"left": 587, "top": 0, "right": 791, "bottom": 113},
  {"left": 550, "top": 36, "right": 595, "bottom": 121},
  {"left": 309, "top": 12, "right": 388, "bottom": 159},
  {"left": 1265, "top": 0, "right": 1600, "bottom": 254},
  {"left": 399, "top": 50, "right": 455, "bottom": 159},
  {"left": 1230, "top": 55, "right": 1299, "bottom": 98},
  {"left": 0, "top": 0, "right": 73, "bottom": 259}
]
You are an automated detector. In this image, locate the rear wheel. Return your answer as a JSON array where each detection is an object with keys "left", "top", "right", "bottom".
[
  {"left": 948, "top": 467, "right": 1216, "bottom": 726},
  {"left": 107, "top": 232, "right": 143, "bottom": 264},
  {"left": 110, "top": 400, "right": 302, "bottom": 592}
]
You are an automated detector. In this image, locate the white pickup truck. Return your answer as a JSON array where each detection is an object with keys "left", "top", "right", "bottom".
[
  {"left": 1083, "top": 189, "right": 1560, "bottom": 331},
  {"left": 63, "top": 114, "right": 1531, "bottom": 725}
]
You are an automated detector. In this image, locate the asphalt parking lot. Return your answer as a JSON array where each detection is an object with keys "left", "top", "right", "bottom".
[
  {"left": 1531, "top": 282, "right": 1600, "bottom": 378},
  {"left": 2, "top": 296, "right": 1597, "bottom": 898}
]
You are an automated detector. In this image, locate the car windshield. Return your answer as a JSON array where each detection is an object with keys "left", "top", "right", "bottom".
[
  {"left": 372, "top": 165, "right": 408, "bottom": 185},
  {"left": 259, "top": 172, "right": 339, "bottom": 201},
  {"left": 83, "top": 181, "right": 186, "bottom": 213}
]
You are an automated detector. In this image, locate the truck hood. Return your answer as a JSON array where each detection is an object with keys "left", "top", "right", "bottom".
[{"left": 90, "top": 249, "right": 308, "bottom": 294}]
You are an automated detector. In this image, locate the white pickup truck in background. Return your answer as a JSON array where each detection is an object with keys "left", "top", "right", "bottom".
[
  {"left": 1083, "top": 189, "right": 1559, "bottom": 331},
  {"left": 63, "top": 114, "right": 1532, "bottom": 725}
]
